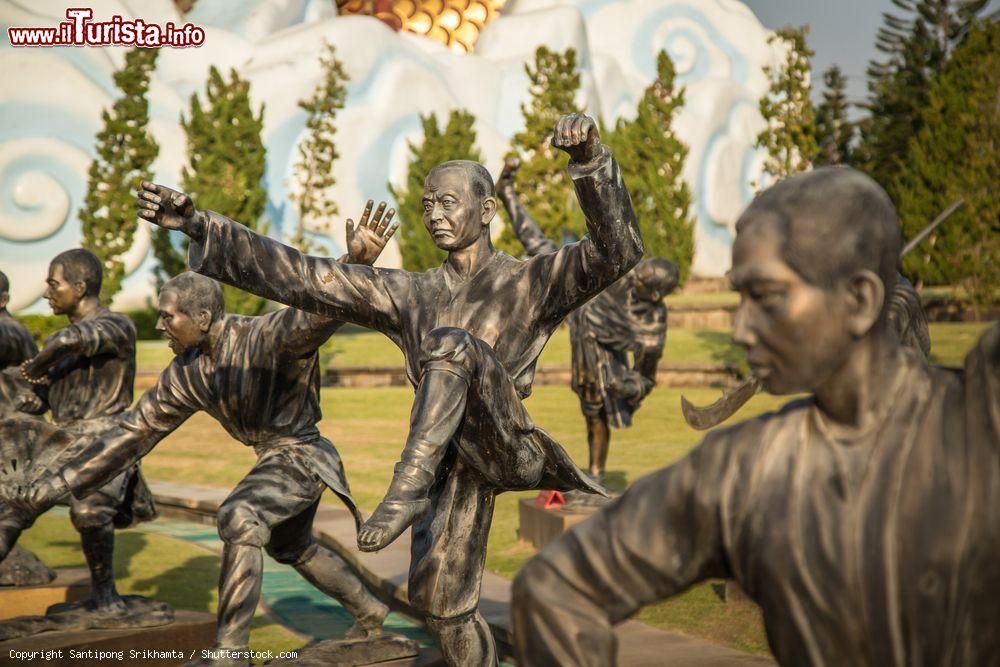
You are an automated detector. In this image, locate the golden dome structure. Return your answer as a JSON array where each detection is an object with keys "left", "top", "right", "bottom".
[{"left": 336, "top": 0, "right": 506, "bottom": 53}]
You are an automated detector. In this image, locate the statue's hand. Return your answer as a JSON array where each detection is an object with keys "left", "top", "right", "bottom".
[
  {"left": 346, "top": 200, "right": 398, "bottom": 266},
  {"left": 498, "top": 156, "right": 521, "bottom": 185},
  {"left": 137, "top": 181, "right": 205, "bottom": 240},
  {"left": 552, "top": 113, "right": 601, "bottom": 163},
  {"left": 14, "top": 392, "right": 45, "bottom": 415}
]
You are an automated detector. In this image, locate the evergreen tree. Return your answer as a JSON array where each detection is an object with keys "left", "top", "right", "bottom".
[
  {"left": 605, "top": 51, "right": 695, "bottom": 283},
  {"left": 894, "top": 20, "right": 999, "bottom": 311},
  {"left": 859, "top": 0, "right": 989, "bottom": 190},
  {"left": 290, "top": 41, "right": 348, "bottom": 255},
  {"left": 815, "top": 65, "right": 854, "bottom": 165},
  {"left": 497, "top": 46, "right": 582, "bottom": 254},
  {"left": 79, "top": 48, "right": 159, "bottom": 303},
  {"left": 389, "top": 110, "right": 482, "bottom": 272},
  {"left": 755, "top": 26, "right": 819, "bottom": 184},
  {"left": 180, "top": 66, "right": 269, "bottom": 315}
]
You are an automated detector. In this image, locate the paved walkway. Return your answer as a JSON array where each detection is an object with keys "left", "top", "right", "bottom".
[{"left": 149, "top": 481, "right": 774, "bottom": 666}]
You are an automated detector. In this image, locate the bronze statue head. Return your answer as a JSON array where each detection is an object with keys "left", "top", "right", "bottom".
[
  {"left": 0, "top": 270, "right": 9, "bottom": 311},
  {"left": 45, "top": 249, "right": 102, "bottom": 316},
  {"left": 729, "top": 167, "right": 901, "bottom": 395},
  {"left": 631, "top": 258, "right": 679, "bottom": 303},
  {"left": 422, "top": 160, "right": 497, "bottom": 252},
  {"left": 157, "top": 272, "right": 224, "bottom": 354}
]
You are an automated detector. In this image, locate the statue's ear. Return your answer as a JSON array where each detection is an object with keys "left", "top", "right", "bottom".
[
  {"left": 0, "top": 293, "right": 8, "bottom": 310},
  {"left": 196, "top": 309, "right": 213, "bottom": 333},
  {"left": 481, "top": 197, "right": 497, "bottom": 226},
  {"left": 845, "top": 269, "right": 885, "bottom": 337},
  {"left": 72, "top": 281, "right": 87, "bottom": 300}
]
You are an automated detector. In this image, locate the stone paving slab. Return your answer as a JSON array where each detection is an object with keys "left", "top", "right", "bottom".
[{"left": 148, "top": 481, "right": 774, "bottom": 666}]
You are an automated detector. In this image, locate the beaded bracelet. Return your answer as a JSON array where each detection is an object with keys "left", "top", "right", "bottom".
[{"left": 19, "top": 361, "right": 49, "bottom": 386}]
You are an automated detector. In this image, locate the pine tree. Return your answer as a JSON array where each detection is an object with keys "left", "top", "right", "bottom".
[
  {"left": 894, "top": 20, "right": 999, "bottom": 312},
  {"left": 497, "top": 46, "right": 582, "bottom": 254},
  {"left": 815, "top": 65, "right": 854, "bottom": 165},
  {"left": 605, "top": 51, "right": 695, "bottom": 283},
  {"left": 79, "top": 48, "right": 159, "bottom": 303},
  {"left": 389, "top": 110, "right": 483, "bottom": 272},
  {"left": 290, "top": 41, "right": 349, "bottom": 255},
  {"left": 755, "top": 26, "right": 819, "bottom": 184},
  {"left": 859, "top": 0, "right": 989, "bottom": 191},
  {"left": 180, "top": 66, "right": 269, "bottom": 315}
]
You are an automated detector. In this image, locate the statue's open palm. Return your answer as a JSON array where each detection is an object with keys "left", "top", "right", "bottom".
[
  {"left": 346, "top": 200, "right": 398, "bottom": 266},
  {"left": 137, "top": 181, "right": 200, "bottom": 235}
]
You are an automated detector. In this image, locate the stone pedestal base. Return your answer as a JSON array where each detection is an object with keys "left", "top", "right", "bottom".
[
  {"left": 0, "top": 595, "right": 174, "bottom": 641},
  {"left": 0, "top": 568, "right": 90, "bottom": 620},
  {"left": 0, "top": 610, "right": 215, "bottom": 666},
  {"left": 518, "top": 498, "right": 594, "bottom": 550},
  {"left": 267, "top": 634, "right": 420, "bottom": 666}
]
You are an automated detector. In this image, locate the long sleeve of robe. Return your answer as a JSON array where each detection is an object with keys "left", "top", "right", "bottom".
[
  {"left": 187, "top": 146, "right": 642, "bottom": 398},
  {"left": 57, "top": 309, "right": 345, "bottom": 499},
  {"left": 513, "top": 322, "right": 1000, "bottom": 667}
]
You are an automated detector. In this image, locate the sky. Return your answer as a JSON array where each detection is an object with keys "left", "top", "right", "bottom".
[{"left": 742, "top": 0, "right": 1000, "bottom": 112}]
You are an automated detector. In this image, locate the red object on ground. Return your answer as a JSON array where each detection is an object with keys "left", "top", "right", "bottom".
[{"left": 534, "top": 490, "right": 565, "bottom": 509}]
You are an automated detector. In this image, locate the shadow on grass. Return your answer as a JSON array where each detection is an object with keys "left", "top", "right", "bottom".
[
  {"left": 114, "top": 532, "right": 148, "bottom": 581},
  {"left": 130, "top": 554, "right": 219, "bottom": 613}
]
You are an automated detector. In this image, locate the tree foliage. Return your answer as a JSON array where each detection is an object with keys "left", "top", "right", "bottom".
[
  {"left": 79, "top": 48, "right": 159, "bottom": 303},
  {"left": 497, "top": 46, "right": 583, "bottom": 254},
  {"left": 605, "top": 51, "right": 695, "bottom": 283},
  {"left": 755, "top": 26, "right": 819, "bottom": 183},
  {"left": 894, "top": 20, "right": 999, "bottom": 310},
  {"left": 180, "top": 66, "right": 269, "bottom": 314},
  {"left": 389, "top": 110, "right": 483, "bottom": 272},
  {"left": 815, "top": 65, "right": 854, "bottom": 165},
  {"left": 858, "top": 0, "right": 989, "bottom": 191},
  {"left": 290, "top": 41, "right": 349, "bottom": 255}
]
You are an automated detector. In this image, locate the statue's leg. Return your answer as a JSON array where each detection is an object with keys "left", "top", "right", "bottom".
[
  {"left": 358, "top": 328, "right": 480, "bottom": 552},
  {"left": 268, "top": 500, "right": 388, "bottom": 639},
  {"left": 586, "top": 412, "right": 611, "bottom": 484},
  {"left": 409, "top": 461, "right": 498, "bottom": 667},
  {"left": 69, "top": 491, "right": 125, "bottom": 614}
]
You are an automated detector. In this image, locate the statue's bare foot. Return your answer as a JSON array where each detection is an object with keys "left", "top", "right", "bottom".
[
  {"left": 357, "top": 499, "right": 430, "bottom": 552},
  {"left": 345, "top": 599, "right": 389, "bottom": 640}
]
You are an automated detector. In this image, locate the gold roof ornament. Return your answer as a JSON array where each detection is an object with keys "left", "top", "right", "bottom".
[{"left": 337, "top": 0, "right": 505, "bottom": 53}]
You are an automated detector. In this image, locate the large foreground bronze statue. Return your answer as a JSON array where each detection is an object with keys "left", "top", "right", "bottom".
[
  {"left": 511, "top": 167, "right": 1000, "bottom": 666},
  {"left": 497, "top": 157, "right": 678, "bottom": 484},
  {"left": 121, "top": 113, "right": 639, "bottom": 665}
]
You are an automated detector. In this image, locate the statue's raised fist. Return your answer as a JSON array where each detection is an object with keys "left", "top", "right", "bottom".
[{"left": 551, "top": 113, "right": 601, "bottom": 163}]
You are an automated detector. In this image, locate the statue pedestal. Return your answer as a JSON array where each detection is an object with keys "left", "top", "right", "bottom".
[
  {"left": 0, "top": 610, "right": 215, "bottom": 666},
  {"left": 0, "top": 568, "right": 90, "bottom": 620},
  {"left": 266, "top": 634, "right": 421, "bottom": 666},
  {"left": 518, "top": 498, "right": 594, "bottom": 550}
]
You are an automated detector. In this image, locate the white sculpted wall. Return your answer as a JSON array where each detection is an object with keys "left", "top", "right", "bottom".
[{"left": 0, "top": 0, "right": 777, "bottom": 311}]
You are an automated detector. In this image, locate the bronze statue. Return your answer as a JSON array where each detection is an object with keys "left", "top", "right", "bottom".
[
  {"left": 7, "top": 219, "right": 399, "bottom": 666},
  {"left": 497, "top": 157, "right": 678, "bottom": 485},
  {"left": 113, "top": 113, "right": 640, "bottom": 665},
  {"left": 8, "top": 250, "right": 159, "bottom": 625},
  {"left": 0, "top": 271, "right": 37, "bottom": 370},
  {"left": 511, "top": 167, "right": 1000, "bottom": 666}
]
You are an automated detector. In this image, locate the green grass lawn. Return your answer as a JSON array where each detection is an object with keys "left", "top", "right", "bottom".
[
  {"left": 19, "top": 514, "right": 305, "bottom": 660},
  {"left": 110, "top": 322, "right": 990, "bottom": 656}
]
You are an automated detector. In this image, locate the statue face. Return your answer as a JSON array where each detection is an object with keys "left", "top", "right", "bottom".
[
  {"left": 422, "top": 167, "right": 483, "bottom": 251},
  {"left": 156, "top": 290, "right": 207, "bottom": 354},
  {"left": 729, "top": 218, "right": 854, "bottom": 395},
  {"left": 44, "top": 264, "right": 81, "bottom": 316}
]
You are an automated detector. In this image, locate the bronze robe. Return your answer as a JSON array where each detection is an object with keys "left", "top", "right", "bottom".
[
  {"left": 58, "top": 308, "right": 361, "bottom": 526},
  {"left": 0, "top": 311, "right": 37, "bottom": 369},
  {"left": 513, "top": 323, "right": 1000, "bottom": 666}
]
